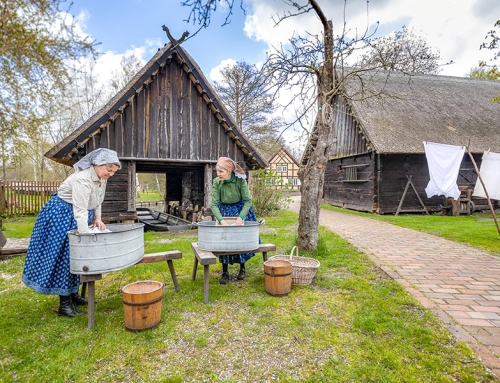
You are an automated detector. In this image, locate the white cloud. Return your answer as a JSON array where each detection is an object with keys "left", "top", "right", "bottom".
[
  {"left": 93, "top": 46, "right": 148, "bottom": 84},
  {"left": 244, "top": 0, "right": 500, "bottom": 77},
  {"left": 209, "top": 58, "right": 238, "bottom": 82}
]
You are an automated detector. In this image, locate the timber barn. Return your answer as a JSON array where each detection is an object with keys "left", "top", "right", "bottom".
[
  {"left": 45, "top": 43, "right": 267, "bottom": 223},
  {"left": 305, "top": 71, "right": 500, "bottom": 214}
]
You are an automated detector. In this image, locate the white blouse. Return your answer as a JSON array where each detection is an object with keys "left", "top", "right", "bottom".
[{"left": 58, "top": 166, "right": 107, "bottom": 232}]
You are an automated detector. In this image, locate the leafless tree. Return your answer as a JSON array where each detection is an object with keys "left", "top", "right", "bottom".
[
  {"left": 212, "top": 61, "right": 284, "bottom": 158},
  {"left": 108, "top": 54, "right": 145, "bottom": 96},
  {"left": 182, "top": 0, "right": 425, "bottom": 251},
  {"left": 359, "top": 26, "right": 442, "bottom": 74},
  {"left": 481, "top": 20, "right": 500, "bottom": 60}
]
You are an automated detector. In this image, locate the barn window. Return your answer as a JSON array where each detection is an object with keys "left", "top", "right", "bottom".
[
  {"left": 343, "top": 164, "right": 369, "bottom": 183},
  {"left": 292, "top": 178, "right": 301, "bottom": 186},
  {"left": 345, "top": 166, "right": 358, "bottom": 181},
  {"left": 276, "top": 165, "right": 288, "bottom": 172}
]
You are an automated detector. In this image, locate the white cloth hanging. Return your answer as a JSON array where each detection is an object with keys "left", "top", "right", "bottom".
[
  {"left": 473, "top": 151, "right": 500, "bottom": 200},
  {"left": 423, "top": 142, "right": 465, "bottom": 200}
]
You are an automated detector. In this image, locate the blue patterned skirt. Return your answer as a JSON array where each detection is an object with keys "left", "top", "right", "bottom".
[
  {"left": 218, "top": 200, "right": 259, "bottom": 265},
  {"left": 22, "top": 195, "right": 93, "bottom": 295}
]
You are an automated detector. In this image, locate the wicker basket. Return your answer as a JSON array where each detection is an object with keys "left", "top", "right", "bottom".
[{"left": 268, "top": 246, "right": 320, "bottom": 286}]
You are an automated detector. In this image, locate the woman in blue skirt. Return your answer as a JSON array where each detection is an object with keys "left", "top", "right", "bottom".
[
  {"left": 22, "top": 148, "right": 121, "bottom": 317},
  {"left": 210, "top": 157, "right": 258, "bottom": 284}
]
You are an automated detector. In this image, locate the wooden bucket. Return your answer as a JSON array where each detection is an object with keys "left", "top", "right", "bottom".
[
  {"left": 264, "top": 259, "right": 292, "bottom": 296},
  {"left": 122, "top": 280, "right": 163, "bottom": 331}
]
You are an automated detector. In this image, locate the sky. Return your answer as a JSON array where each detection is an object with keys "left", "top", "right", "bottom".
[{"left": 67, "top": 0, "right": 500, "bottom": 145}]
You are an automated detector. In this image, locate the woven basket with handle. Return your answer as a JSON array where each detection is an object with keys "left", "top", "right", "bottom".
[{"left": 268, "top": 246, "right": 320, "bottom": 286}]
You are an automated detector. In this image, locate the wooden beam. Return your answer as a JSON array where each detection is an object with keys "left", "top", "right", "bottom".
[{"left": 465, "top": 145, "right": 500, "bottom": 236}]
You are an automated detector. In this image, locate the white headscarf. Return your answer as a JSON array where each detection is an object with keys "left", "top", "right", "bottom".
[{"left": 73, "top": 148, "right": 121, "bottom": 172}]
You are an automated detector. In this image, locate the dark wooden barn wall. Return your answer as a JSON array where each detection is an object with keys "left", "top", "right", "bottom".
[
  {"left": 324, "top": 153, "right": 376, "bottom": 212},
  {"left": 330, "top": 96, "right": 370, "bottom": 158},
  {"left": 101, "top": 161, "right": 132, "bottom": 222},
  {"left": 324, "top": 152, "right": 496, "bottom": 215},
  {"left": 377, "top": 154, "right": 441, "bottom": 214},
  {"left": 376, "top": 153, "right": 496, "bottom": 214}
]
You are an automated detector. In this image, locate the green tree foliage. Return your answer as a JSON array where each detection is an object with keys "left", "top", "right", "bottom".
[
  {"left": 479, "top": 20, "right": 500, "bottom": 102},
  {"left": 360, "top": 26, "right": 442, "bottom": 74},
  {"left": 212, "top": 61, "right": 284, "bottom": 159},
  {"left": 469, "top": 64, "right": 500, "bottom": 80},
  {"left": 248, "top": 169, "right": 291, "bottom": 217},
  {"left": 0, "top": 0, "right": 97, "bottom": 179}
]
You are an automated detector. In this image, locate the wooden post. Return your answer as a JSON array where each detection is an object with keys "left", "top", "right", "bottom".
[
  {"left": 465, "top": 147, "right": 500, "bottom": 236},
  {"left": 203, "top": 164, "right": 213, "bottom": 220},
  {"left": 450, "top": 198, "right": 460, "bottom": 216}
]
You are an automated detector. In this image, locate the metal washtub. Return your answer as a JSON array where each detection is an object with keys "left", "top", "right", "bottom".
[
  {"left": 195, "top": 220, "right": 263, "bottom": 252},
  {"left": 69, "top": 223, "right": 145, "bottom": 275}
]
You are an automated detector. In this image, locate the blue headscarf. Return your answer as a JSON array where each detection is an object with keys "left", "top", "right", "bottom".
[{"left": 73, "top": 148, "right": 121, "bottom": 172}]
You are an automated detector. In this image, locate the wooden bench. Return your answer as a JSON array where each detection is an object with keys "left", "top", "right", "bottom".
[
  {"left": 0, "top": 228, "right": 28, "bottom": 260},
  {"left": 191, "top": 243, "right": 276, "bottom": 303},
  {"left": 80, "top": 250, "right": 182, "bottom": 329}
]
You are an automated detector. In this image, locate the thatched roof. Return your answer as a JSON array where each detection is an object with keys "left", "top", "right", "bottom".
[{"left": 347, "top": 71, "right": 500, "bottom": 154}]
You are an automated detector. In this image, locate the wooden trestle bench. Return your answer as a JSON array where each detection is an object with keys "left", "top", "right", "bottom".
[
  {"left": 81, "top": 250, "right": 182, "bottom": 329},
  {"left": 191, "top": 243, "right": 277, "bottom": 303}
]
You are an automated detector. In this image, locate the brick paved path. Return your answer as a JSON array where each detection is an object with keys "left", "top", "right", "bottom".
[{"left": 289, "top": 197, "right": 500, "bottom": 378}]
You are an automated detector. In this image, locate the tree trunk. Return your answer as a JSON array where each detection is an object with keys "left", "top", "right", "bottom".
[{"left": 298, "top": 7, "right": 334, "bottom": 252}]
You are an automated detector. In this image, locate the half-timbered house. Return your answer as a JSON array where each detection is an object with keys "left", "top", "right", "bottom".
[
  {"left": 266, "top": 146, "right": 301, "bottom": 191},
  {"left": 302, "top": 71, "right": 500, "bottom": 214},
  {"left": 45, "top": 43, "right": 267, "bottom": 223}
]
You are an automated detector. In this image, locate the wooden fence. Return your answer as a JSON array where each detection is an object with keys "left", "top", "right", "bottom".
[{"left": 1, "top": 181, "right": 61, "bottom": 216}]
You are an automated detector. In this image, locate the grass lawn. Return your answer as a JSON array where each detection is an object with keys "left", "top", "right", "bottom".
[
  {"left": 0, "top": 211, "right": 498, "bottom": 382},
  {"left": 136, "top": 191, "right": 163, "bottom": 203},
  {"left": 322, "top": 204, "right": 500, "bottom": 256},
  {"left": 1, "top": 215, "right": 37, "bottom": 238}
]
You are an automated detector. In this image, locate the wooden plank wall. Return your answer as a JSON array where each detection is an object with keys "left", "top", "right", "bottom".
[
  {"left": 101, "top": 162, "right": 133, "bottom": 222},
  {"left": 323, "top": 153, "right": 375, "bottom": 212},
  {"left": 376, "top": 153, "right": 498, "bottom": 214},
  {"left": 377, "top": 154, "right": 439, "bottom": 214},
  {"left": 330, "top": 96, "right": 369, "bottom": 158},
  {"left": 83, "top": 57, "right": 246, "bottom": 166}
]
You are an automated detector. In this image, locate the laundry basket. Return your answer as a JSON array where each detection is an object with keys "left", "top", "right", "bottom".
[{"left": 268, "top": 246, "right": 320, "bottom": 286}]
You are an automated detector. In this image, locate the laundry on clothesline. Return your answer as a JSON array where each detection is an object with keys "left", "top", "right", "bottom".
[
  {"left": 473, "top": 151, "right": 500, "bottom": 201},
  {"left": 423, "top": 142, "right": 465, "bottom": 200}
]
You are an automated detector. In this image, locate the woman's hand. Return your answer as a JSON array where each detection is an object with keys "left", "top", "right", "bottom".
[
  {"left": 220, "top": 220, "right": 229, "bottom": 226},
  {"left": 235, "top": 217, "right": 244, "bottom": 226},
  {"left": 94, "top": 217, "right": 106, "bottom": 231}
]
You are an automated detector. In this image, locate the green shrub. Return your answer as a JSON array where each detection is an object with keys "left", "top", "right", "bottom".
[{"left": 249, "top": 169, "right": 292, "bottom": 217}]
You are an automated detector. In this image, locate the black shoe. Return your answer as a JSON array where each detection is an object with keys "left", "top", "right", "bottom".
[
  {"left": 219, "top": 272, "right": 230, "bottom": 285},
  {"left": 58, "top": 295, "right": 77, "bottom": 318},
  {"left": 71, "top": 293, "right": 88, "bottom": 306},
  {"left": 237, "top": 268, "right": 246, "bottom": 280}
]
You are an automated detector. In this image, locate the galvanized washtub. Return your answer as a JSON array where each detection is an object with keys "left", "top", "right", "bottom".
[
  {"left": 195, "top": 220, "right": 264, "bottom": 252},
  {"left": 69, "top": 223, "right": 145, "bottom": 275}
]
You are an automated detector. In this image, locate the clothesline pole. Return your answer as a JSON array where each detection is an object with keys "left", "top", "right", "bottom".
[{"left": 465, "top": 145, "right": 500, "bottom": 236}]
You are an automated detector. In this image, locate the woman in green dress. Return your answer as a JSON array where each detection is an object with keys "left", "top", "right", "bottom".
[{"left": 210, "top": 157, "right": 258, "bottom": 284}]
